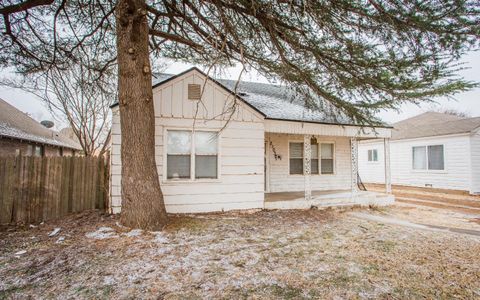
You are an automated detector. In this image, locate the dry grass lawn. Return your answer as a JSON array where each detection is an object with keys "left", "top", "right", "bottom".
[{"left": 1, "top": 206, "right": 479, "bottom": 299}]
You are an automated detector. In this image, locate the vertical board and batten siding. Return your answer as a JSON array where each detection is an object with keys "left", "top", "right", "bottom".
[
  {"left": 266, "top": 133, "right": 352, "bottom": 193},
  {"left": 110, "top": 70, "right": 265, "bottom": 213},
  {"left": 470, "top": 128, "right": 480, "bottom": 194},
  {"left": 358, "top": 134, "right": 474, "bottom": 192}
]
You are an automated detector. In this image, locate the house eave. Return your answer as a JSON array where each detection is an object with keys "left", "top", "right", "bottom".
[
  {"left": 264, "top": 117, "right": 392, "bottom": 129},
  {"left": 0, "top": 134, "right": 81, "bottom": 151},
  {"left": 264, "top": 119, "right": 392, "bottom": 139}
]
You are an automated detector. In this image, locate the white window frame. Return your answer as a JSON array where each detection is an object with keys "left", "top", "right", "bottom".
[
  {"left": 288, "top": 139, "right": 336, "bottom": 176},
  {"left": 367, "top": 149, "right": 379, "bottom": 163},
  {"left": 288, "top": 140, "right": 304, "bottom": 175},
  {"left": 320, "top": 142, "right": 336, "bottom": 175},
  {"left": 412, "top": 144, "right": 446, "bottom": 173},
  {"left": 163, "top": 128, "right": 221, "bottom": 183}
]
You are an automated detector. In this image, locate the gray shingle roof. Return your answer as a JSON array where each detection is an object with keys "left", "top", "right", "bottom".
[
  {"left": 150, "top": 70, "right": 383, "bottom": 127},
  {"left": 0, "top": 98, "right": 82, "bottom": 150},
  {"left": 392, "top": 112, "right": 480, "bottom": 140}
]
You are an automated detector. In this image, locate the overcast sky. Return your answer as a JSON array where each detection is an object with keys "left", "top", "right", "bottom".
[{"left": 1, "top": 50, "right": 478, "bottom": 129}]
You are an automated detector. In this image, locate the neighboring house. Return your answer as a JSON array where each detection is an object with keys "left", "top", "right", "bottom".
[
  {"left": 359, "top": 112, "right": 480, "bottom": 194},
  {"left": 0, "top": 98, "right": 81, "bottom": 157},
  {"left": 109, "top": 67, "right": 394, "bottom": 214}
]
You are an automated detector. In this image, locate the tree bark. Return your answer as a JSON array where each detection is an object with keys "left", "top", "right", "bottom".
[{"left": 116, "top": 0, "right": 167, "bottom": 229}]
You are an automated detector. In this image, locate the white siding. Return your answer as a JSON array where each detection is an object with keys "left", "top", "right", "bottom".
[
  {"left": 359, "top": 134, "right": 473, "bottom": 192},
  {"left": 110, "top": 70, "right": 265, "bottom": 213},
  {"left": 266, "top": 133, "right": 352, "bottom": 192},
  {"left": 358, "top": 140, "right": 385, "bottom": 184},
  {"left": 470, "top": 128, "right": 480, "bottom": 194}
]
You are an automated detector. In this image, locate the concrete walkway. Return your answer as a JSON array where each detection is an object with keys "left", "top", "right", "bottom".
[{"left": 350, "top": 212, "right": 480, "bottom": 237}]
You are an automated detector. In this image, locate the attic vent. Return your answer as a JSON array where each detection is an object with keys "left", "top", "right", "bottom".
[{"left": 188, "top": 84, "right": 201, "bottom": 100}]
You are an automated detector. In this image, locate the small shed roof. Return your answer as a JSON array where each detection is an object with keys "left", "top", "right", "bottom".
[
  {"left": 392, "top": 112, "right": 480, "bottom": 140},
  {"left": 112, "top": 67, "right": 391, "bottom": 128},
  {"left": 0, "top": 98, "right": 82, "bottom": 150}
]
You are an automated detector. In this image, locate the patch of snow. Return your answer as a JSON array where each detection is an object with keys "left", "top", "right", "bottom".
[
  {"left": 56, "top": 236, "right": 65, "bottom": 244},
  {"left": 115, "top": 221, "right": 127, "bottom": 229},
  {"left": 14, "top": 250, "right": 27, "bottom": 256},
  {"left": 123, "top": 229, "right": 143, "bottom": 237},
  {"left": 85, "top": 227, "right": 119, "bottom": 240},
  {"left": 0, "top": 122, "right": 77, "bottom": 149},
  {"left": 153, "top": 232, "right": 169, "bottom": 244},
  {"left": 48, "top": 228, "right": 61, "bottom": 237},
  {"left": 103, "top": 276, "right": 116, "bottom": 285}
]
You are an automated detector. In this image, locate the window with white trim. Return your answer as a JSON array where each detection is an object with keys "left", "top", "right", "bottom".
[
  {"left": 166, "top": 130, "right": 219, "bottom": 180},
  {"left": 311, "top": 142, "right": 319, "bottom": 174},
  {"left": 320, "top": 143, "right": 334, "bottom": 174},
  {"left": 368, "top": 149, "right": 378, "bottom": 162},
  {"left": 195, "top": 131, "right": 218, "bottom": 179},
  {"left": 289, "top": 142, "right": 303, "bottom": 175},
  {"left": 289, "top": 141, "right": 334, "bottom": 175},
  {"left": 412, "top": 145, "right": 444, "bottom": 170}
]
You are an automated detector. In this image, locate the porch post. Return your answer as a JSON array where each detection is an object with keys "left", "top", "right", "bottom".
[
  {"left": 384, "top": 138, "right": 392, "bottom": 194},
  {"left": 350, "top": 137, "right": 359, "bottom": 194},
  {"left": 304, "top": 135, "right": 312, "bottom": 201}
]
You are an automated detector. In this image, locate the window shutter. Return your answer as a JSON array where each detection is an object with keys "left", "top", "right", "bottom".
[{"left": 188, "top": 84, "right": 202, "bottom": 100}]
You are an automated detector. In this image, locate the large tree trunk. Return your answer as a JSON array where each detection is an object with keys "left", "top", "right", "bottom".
[{"left": 116, "top": 0, "right": 168, "bottom": 229}]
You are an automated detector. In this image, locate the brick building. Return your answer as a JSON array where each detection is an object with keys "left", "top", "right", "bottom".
[{"left": 0, "top": 98, "right": 82, "bottom": 157}]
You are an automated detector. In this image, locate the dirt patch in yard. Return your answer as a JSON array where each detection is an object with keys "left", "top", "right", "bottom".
[{"left": 1, "top": 208, "right": 479, "bottom": 299}]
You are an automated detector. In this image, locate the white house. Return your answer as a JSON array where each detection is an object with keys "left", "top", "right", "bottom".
[
  {"left": 359, "top": 112, "right": 480, "bottom": 194},
  {"left": 109, "top": 67, "right": 394, "bottom": 213}
]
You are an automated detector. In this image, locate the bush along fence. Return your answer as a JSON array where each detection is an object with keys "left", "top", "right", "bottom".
[{"left": 0, "top": 155, "right": 108, "bottom": 224}]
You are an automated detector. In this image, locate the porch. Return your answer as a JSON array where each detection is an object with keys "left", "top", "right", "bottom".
[
  {"left": 263, "top": 119, "right": 394, "bottom": 209},
  {"left": 265, "top": 189, "right": 394, "bottom": 210}
]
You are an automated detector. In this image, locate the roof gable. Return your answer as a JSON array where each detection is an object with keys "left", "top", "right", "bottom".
[{"left": 113, "top": 67, "right": 391, "bottom": 128}]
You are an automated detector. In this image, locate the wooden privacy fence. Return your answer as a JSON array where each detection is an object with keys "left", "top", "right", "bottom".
[{"left": 0, "top": 156, "right": 108, "bottom": 224}]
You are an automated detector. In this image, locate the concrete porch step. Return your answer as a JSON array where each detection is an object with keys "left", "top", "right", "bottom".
[{"left": 264, "top": 192, "right": 394, "bottom": 210}]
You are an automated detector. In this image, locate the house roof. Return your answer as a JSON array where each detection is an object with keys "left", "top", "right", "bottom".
[
  {"left": 391, "top": 112, "right": 480, "bottom": 140},
  {"left": 0, "top": 98, "right": 82, "bottom": 150},
  {"left": 112, "top": 67, "right": 391, "bottom": 128}
]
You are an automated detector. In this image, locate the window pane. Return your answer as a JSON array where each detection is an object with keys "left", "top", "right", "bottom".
[
  {"left": 167, "top": 155, "right": 191, "bottom": 179},
  {"left": 373, "top": 150, "right": 378, "bottom": 161},
  {"left": 412, "top": 146, "right": 426, "bottom": 170},
  {"left": 290, "top": 158, "right": 303, "bottom": 174},
  {"left": 428, "top": 145, "right": 444, "bottom": 170},
  {"left": 311, "top": 159, "right": 319, "bottom": 174},
  {"left": 34, "top": 146, "right": 42, "bottom": 157},
  {"left": 321, "top": 159, "right": 334, "bottom": 174},
  {"left": 167, "top": 131, "right": 191, "bottom": 154},
  {"left": 311, "top": 144, "right": 319, "bottom": 159},
  {"left": 290, "top": 143, "right": 303, "bottom": 158},
  {"left": 195, "top": 131, "right": 218, "bottom": 154},
  {"left": 321, "top": 143, "right": 333, "bottom": 159},
  {"left": 368, "top": 150, "right": 372, "bottom": 161},
  {"left": 195, "top": 155, "right": 217, "bottom": 178}
]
